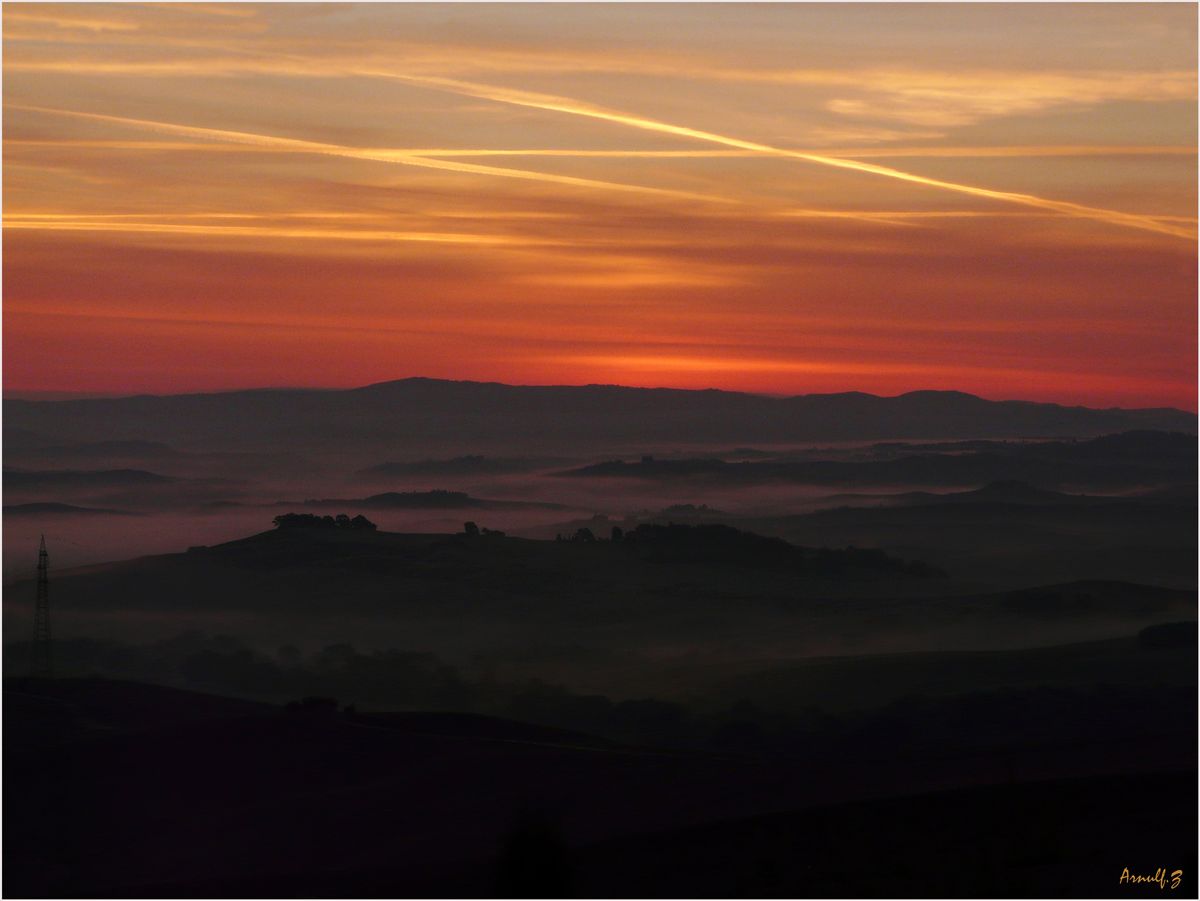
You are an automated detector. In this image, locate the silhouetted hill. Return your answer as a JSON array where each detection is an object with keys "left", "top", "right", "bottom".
[
  {"left": 7, "top": 522, "right": 1193, "bottom": 684},
  {"left": 568, "top": 772, "right": 1196, "bottom": 899},
  {"left": 3, "top": 502, "right": 135, "bottom": 516},
  {"left": 559, "top": 431, "right": 1196, "bottom": 490},
  {"left": 4, "top": 677, "right": 1194, "bottom": 898},
  {"left": 724, "top": 499, "right": 1197, "bottom": 589},
  {"left": 812, "top": 481, "right": 1106, "bottom": 509},
  {"left": 4, "top": 677, "right": 270, "bottom": 750},
  {"left": 358, "top": 455, "right": 569, "bottom": 478},
  {"left": 4, "top": 378, "right": 1194, "bottom": 453},
  {"left": 18, "top": 439, "right": 182, "bottom": 462},
  {"left": 618, "top": 522, "right": 940, "bottom": 575},
  {"left": 3, "top": 468, "right": 178, "bottom": 490},
  {"left": 287, "top": 490, "right": 567, "bottom": 511},
  {"left": 693, "top": 629, "right": 1197, "bottom": 714},
  {"left": 358, "top": 710, "right": 621, "bottom": 748},
  {"left": 933, "top": 480, "right": 1080, "bottom": 503}
]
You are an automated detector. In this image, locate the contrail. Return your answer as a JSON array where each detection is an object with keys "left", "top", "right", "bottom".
[
  {"left": 370, "top": 73, "right": 1193, "bottom": 240},
  {"left": 7, "top": 139, "right": 1193, "bottom": 160},
  {"left": 7, "top": 104, "right": 730, "bottom": 205},
  {"left": 7, "top": 106, "right": 913, "bottom": 228},
  {"left": 2, "top": 217, "right": 566, "bottom": 247}
]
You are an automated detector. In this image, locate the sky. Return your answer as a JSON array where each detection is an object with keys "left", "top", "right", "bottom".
[{"left": 3, "top": 2, "right": 1197, "bottom": 409}]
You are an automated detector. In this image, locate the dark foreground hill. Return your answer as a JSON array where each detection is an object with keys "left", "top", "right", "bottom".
[
  {"left": 4, "top": 677, "right": 1194, "bottom": 898},
  {"left": 8, "top": 523, "right": 1194, "bottom": 679},
  {"left": 5, "top": 378, "right": 1194, "bottom": 453}
]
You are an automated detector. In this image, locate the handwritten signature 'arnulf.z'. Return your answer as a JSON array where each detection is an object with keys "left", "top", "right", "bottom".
[{"left": 1120, "top": 868, "right": 1183, "bottom": 890}]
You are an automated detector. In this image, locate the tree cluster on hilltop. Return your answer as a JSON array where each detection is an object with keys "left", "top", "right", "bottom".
[{"left": 273, "top": 513, "right": 377, "bottom": 531}]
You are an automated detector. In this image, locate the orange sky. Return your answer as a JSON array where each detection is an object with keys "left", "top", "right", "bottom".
[{"left": 4, "top": 3, "right": 1197, "bottom": 408}]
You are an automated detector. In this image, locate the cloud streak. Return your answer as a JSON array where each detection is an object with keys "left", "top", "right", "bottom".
[
  {"left": 8, "top": 104, "right": 730, "bottom": 206},
  {"left": 369, "top": 73, "right": 1193, "bottom": 240},
  {"left": 8, "top": 138, "right": 1193, "bottom": 160},
  {"left": 1, "top": 217, "right": 569, "bottom": 248}
]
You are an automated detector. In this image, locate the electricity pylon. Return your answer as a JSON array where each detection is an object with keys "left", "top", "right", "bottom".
[{"left": 32, "top": 535, "right": 52, "bottom": 679}]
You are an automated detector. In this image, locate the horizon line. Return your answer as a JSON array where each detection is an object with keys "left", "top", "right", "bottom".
[{"left": 3, "top": 376, "right": 1196, "bottom": 414}]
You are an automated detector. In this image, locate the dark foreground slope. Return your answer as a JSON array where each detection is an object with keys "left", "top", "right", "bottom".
[{"left": 4, "top": 678, "right": 1194, "bottom": 899}]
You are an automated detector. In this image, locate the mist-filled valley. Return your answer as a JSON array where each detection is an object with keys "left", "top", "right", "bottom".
[
  {"left": 5, "top": 380, "right": 1197, "bottom": 897},
  {"left": 8, "top": 1, "right": 1199, "bottom": 892}
]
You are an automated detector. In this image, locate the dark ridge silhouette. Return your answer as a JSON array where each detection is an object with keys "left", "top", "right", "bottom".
[
  {"left": 920, "top": 480, "right": 1083, "bottom": 504},
  {"left": 865, "top": 429, "right": 1197, "bottom": 460},
  {"left": 1, "top": 426, "right": 49, "bottom": 451},
  {"left": 354, "top": 711, "right": 621, "bottom": 748},
  {"left": 717, "top": 499, "right": 1197, "bottom": 590},
  {"left": 4, "top": 378, "right": 1193, "bottom": 452},
  {"left": 993, "top": 581, "right": 1193, "bottom": 619},
  {"left": 7, "top": 626, "right": 1194, "bottom": 741},
  {"left": 558, "top": 431, "right": 1196, "bottom": 490},
  {"left": 3, "top": 676, "right": 271, "bottom": 752},
  {"left": 1040, "top": 429, "right": 1198, "bottom": 460},
  {"left": 661, "top": 502, "right": 727, "bottom": 516},
  {"left": 617, "top": 522, "right": 940, "bottom": 576},
  {"left": 1138, "top": 621, "right": 1197, "bottom": 649},
  {"left": 285, "top": 490, "right": 568, "bottom": 511},
  {"left": 699, "top": 628, "right": 1198, "bottom": 713},
  {"left": 2, "top": 467, "right": 179, "bottom": 490},
  {"left": 1134, "top": 482, "right": 1199, "bottom": 503},
  {"left": 359, "top": 455, "right": 568, "bottom": 477},
  {"left": 2, "top": 502, "right": 136, "bottom": 516},
  {"left": 17, "top": 439, "right": 182, "bottom": 461},
  {"left": 812, "top": 480, "right": 1107, "bottom": 509},
  {"left": 6, "top": 522, "right": 1192, "bottom": 654}
]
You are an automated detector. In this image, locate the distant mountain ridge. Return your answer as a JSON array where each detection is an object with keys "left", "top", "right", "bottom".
[{"left": 4, "top": 378, "right": 1195, "bottom": 453}]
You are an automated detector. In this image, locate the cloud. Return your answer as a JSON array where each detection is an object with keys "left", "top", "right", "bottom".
[
  {"left": 1, "top": 217, "right": 571, "bottom": 249},
  {"left": 3, "top": 10, "right": 140, "bottom": 33},
  {"left": 823, "top": 70, "right": 1196, "bottom": 128},
  {"left": 9, "top": 104, "right": 730, "bottom": 206},
  {"left": 8, "top": 138, "right": 1193, "bottom": 161},
  {"left": 373, "top": 73, "right": 1193, "bottom": 241}
]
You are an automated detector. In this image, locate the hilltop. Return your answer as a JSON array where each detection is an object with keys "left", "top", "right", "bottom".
[{"left": 5, "top": 378, "right": 1194, "bottom": 455}]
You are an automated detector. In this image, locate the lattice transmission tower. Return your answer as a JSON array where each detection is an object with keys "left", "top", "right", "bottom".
[{"left": 32, "top": 535, "right": 52, "bottom": 679}]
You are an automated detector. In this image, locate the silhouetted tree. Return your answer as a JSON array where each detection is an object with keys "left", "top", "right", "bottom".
[
  {"left": 611, "top": 526, "right": 624, "bottom": 542},
  {"left": 464, "top": 521, "right": 480, "bottom": 537},
  {"left": 572, "top": 528, "right": 595, "bottom": 543},
  {"left": 273, "top": 512, "right": 377, "bottom": 531}
]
